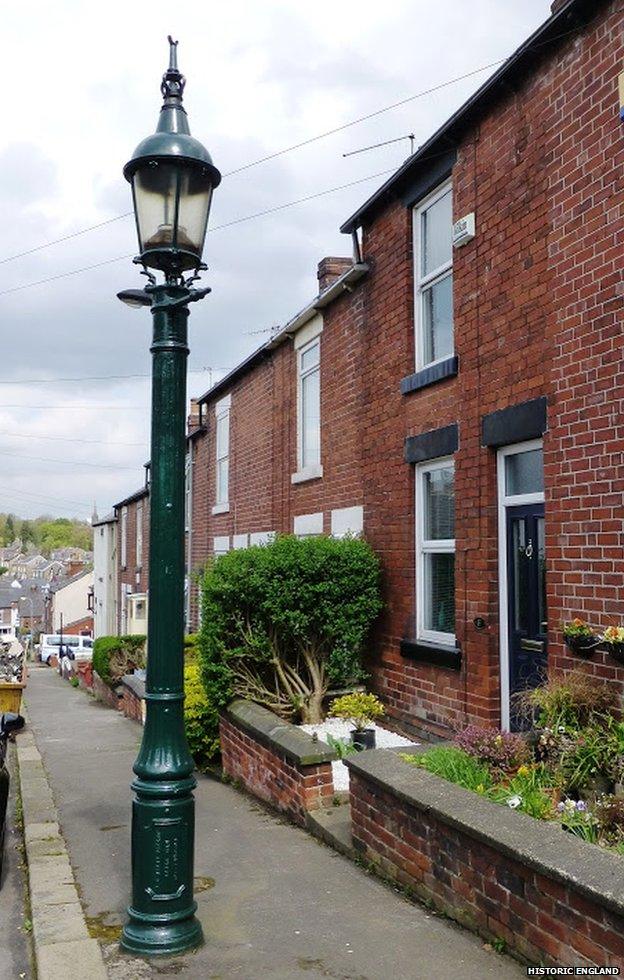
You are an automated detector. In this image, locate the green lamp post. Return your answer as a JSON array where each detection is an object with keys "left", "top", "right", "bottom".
[{"left": 118, "top": 36, "right": 221, "bottom": 957}]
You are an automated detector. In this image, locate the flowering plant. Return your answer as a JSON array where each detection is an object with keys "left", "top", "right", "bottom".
[
  {"left": 562, "top": 618, "right": 594, "bottom": 638},
  {"left": 454, "top": 725, "right": 530, "bottom": 774},
  {"left": 602, "top": 626, "right": 624, "bottom": 645}
]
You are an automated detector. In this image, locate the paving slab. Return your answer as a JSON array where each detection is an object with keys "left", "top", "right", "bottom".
[
  {"left": 25, "top": 667, "right": 525, "bottom": 979},
  {"left": 15, "top": 685, "right": 107, "bottom": 980}
]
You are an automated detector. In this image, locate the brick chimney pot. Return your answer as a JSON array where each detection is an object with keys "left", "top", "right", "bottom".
[{"left": 317, "top": 257, "right": 352, "bottom": 293}]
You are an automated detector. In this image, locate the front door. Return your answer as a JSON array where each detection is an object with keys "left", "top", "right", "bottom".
[{"left": 506, "top": 503, "right": 547, "bottom": 729}]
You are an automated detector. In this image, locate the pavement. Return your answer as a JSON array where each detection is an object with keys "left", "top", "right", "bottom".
[
  {"left": 0, "top": 745, "right": 33, "bottom": 980},
  {"left": 22, "top": 666, "right": 525, "bottom": 980}
]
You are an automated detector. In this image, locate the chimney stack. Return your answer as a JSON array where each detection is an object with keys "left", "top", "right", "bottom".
[
  {"left": 317, "top": 256, "right": 352, "bottom": 293},
  {"left": 187, "top": 397, "right": 201, "bottom": 431}
]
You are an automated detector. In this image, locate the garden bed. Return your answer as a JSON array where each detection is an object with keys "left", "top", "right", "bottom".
[
  {"left": 346, "top": 748, "right": 624, "bottom": 967},
  {"left": 300, "top": 718, "right": 416, "bottom": 791}
]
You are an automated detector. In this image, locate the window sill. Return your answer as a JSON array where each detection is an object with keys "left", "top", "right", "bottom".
[
  {"left": 212, "top": 502, "right": 230, "bottom": 515},
  {"left": 400, "top": 355, "right": 458, "bottom": 396},
  {"left": 399, "top": 638, "right": 461, "bottom": 670},
  {"left": 291, "top": 465, "right": 323, "bottom": 485}
]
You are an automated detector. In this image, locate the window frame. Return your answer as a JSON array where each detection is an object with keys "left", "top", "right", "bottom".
[
  {"left": 120, "top": 506, "right": 128, "bottom": 570},
  {"left": 135, "top": 500, "right": 143, "bottom": 569},
  {"left": 296, "top": 335, "right": 322, "bottom": 477},
  {"left": 415, "top": 456, "right": 456, "bottom": 646},
  {"left": 413, "top": 180, "right": 454, "bottom": 371},
  {"left": 213, "top": 396, "right": 231, "bottom": 512}
]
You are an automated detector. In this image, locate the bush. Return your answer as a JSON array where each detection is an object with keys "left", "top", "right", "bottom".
[
  {"left": 454, "top": 725, "right": 530, "bottom": 774},
  {"left": 515, "top": 669, "right": 617, "bottom": 730},
  {"left": 199, "top": 534, "right": 382, "bottom": 723},
  {"left": 184, "top": 662, "right": 219, "bottom": 768},
  {"left": 92, "top": 635, "right": 146, "bottom": 687},
  {"left": 329, "top": 692, "right": 384, "bottom": 731},
  {"left": 184, "top": 634, "right": 199, "bottom": 663}
]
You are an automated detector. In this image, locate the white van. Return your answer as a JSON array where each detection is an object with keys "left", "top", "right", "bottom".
[{"left": 39, "top": 634, "right": 93, "bottom": 664}]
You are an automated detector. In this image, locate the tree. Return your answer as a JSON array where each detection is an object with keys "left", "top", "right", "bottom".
[
  {"left": 4, "top": 514, "right": 15, "bottom": 545},
  {"left": 199, "top": 534, "right": 382, "bottom": 725},
  {"left": 20, "top": 520, "right": 35, "bottom": 546}
]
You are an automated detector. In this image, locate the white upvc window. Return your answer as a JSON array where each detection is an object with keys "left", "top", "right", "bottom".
[
  {"left": 120, "top": 507, "right": 128, "bottom": 569},
  {"left": 213, "top": 395, "right": 231, "bottom": 513},
  {"left": 292, "top": 317, "right": 323, "bottom": 483},
  {"left": 416, "top": 458, "right": 455, "bottom": 645},
  {"left": 136, "top": 500, "right": 143, "bottom": 568},
  {"left": 413, "top": 182, "right": 454, "bottom": 369}
]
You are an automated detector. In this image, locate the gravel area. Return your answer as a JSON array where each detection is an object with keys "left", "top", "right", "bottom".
[{"left": 300, "top": 718, "right": 418, "bottom": 792}]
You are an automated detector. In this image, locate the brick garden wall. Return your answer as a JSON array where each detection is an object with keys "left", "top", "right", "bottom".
[
  {"left": 92, "top": 670, "right": 121, "bottom": 711},
  {"left": 348, "top": 751, "right": 624, "bottom": 968},
  {"left": 219, "top": 702, "right": 336, "bottom": 826}
]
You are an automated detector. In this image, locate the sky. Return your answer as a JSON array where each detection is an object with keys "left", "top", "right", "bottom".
[{"left": 0, "top": 0, "right": 553, "bottom": 521}]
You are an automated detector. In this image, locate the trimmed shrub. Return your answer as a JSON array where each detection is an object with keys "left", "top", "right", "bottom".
[
  {"left": 184, "top": 661, "right": 219, "bottom": 767},
  {"left": 184, "top": 634, "right": 199, "bottom": 663},
  {"left": 199, "top": 534, "right": 382, "bottom": 724},
  {"left": 92, "top": 635, "right": 146, "bottom": 687}
]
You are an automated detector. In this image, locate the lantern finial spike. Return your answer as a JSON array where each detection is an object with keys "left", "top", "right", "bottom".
[
  {"left": 161, "top": 36, "right": 185, "bottom": 102},
  {"left": 167, "top": 36, "right": 178, "bottom": 72}
]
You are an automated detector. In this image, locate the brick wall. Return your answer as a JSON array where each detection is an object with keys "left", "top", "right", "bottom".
[
  {"left": 348, "top": 754, "right": 624, "bottom": 968},
  {"left": 219, "top": 703, "right": 336, "bottom": 826},
  {"left": 357, "top": 0, "right": 624, "bottom": 735},
  {"left": 92, "top": 670, "right": 122, "bottom": 711},
  {"left": 188, "top": 277, "right": 367, "bottom": 625}
]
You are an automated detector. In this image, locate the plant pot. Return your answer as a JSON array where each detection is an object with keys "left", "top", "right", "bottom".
[
  {"left": 564, "top": 635, "right": 601, "bottom": 657},
  {"left": 605, "top": 642, "right": 624, "bottom": 664},
  {"left": 352, "top": 728, "right": 376, "bottom": 751}
]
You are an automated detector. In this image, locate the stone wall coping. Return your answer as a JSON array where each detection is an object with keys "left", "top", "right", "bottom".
[
  {"left": 225, "top": 699, "right": 336, "bottom": 766},
  {"left": 120, "top": 673, "right": 146, "bottom": 699},
  {"left": 346, "top": 748, "right": 624, "bottom": 919}
]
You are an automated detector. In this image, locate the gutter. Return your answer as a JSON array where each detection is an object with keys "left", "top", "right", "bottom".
[
  {"left": 197, "top": 262, "right": 369, "bottom": 405},
  {"left": 267, "top": 262, "right": 369, "bottom": 347}
]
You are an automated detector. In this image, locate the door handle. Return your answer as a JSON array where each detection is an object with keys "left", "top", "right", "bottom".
[{"left": 520, "top": 639, "right": 544, "bottom": 652}]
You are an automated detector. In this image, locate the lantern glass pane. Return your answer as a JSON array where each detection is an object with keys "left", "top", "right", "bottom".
[
  {"left": 176, "top": 168, "right": 213, "bottom": 257},
  {"left": 133, "top": 162, "right": 178, "bottom": 254}
]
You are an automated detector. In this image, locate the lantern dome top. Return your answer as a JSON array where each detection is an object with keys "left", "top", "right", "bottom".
[{"left": 123, "top": 37, "right": 221, "bottom": 187}]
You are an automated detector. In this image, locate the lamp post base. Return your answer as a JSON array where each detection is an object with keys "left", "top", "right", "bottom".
[{"left": 121, "top": 909, "right": 203, "bottom": 957}]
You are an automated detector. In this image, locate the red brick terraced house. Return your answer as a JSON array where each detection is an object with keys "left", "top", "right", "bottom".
[
  {"left": 117, "top": 0, "right": 624, "bottom": 739},
  {"left": 113, "top": 481, "right": 150, "bottom": 636}
]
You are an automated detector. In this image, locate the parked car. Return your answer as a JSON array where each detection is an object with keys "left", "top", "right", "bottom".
[
  {"left": 39, "top": 634, "right": 93, "bottom": 665},
  {"left": 0, "top": 712, "right": 25, "bottom": 887}
]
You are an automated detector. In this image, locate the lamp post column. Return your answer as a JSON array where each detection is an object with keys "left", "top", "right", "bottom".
[{"left": 121, "top": 283, "right": 202, "bottom": 956}]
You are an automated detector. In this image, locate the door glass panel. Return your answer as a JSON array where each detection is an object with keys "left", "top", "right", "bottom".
[
  {"left": 505, "top": 449, "right": 544, "bottom": 496},
  {"left": 512, "top": 519, "right": 529, "bottom": 632},
  {"left": 537, "top": 517, "right": 547, "bottom": 633}
]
